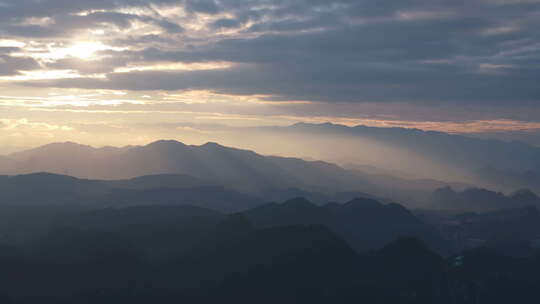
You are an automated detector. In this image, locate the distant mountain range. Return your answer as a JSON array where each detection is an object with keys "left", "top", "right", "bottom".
[
  {"left": 2, "top": 134, "right": 539, "bottom": 206},
  {"left": 1, "top": 140, "right": 373, "bottom": 193},
  {"left": 0, "top": 172, "right": 264, "bottom": 213},
  {"left": 256, "top": 123, "right": 540, "bottom": 192},
  {"left": 243, "top": 197, "right": 447, "bottom": 253},
  {"left": 53, "top": 197, "right": 445, "bottom": 256},
  {"left": 0, "top": 168, "right": 536, "bottom": 304},
  {"left": 1, "top": 126, "right": 540, "bottom": 303},
  {"left": 0, "top": 172, "right": 407, "bottom": 213},
  {"left": 417, "top": 204, "right": 540, "bottom": 256},
  {"left": 0, "top": 174, "right": 447, "bottom": 253},
  {"left": 430, "top": 187, "right": 540, "bottom": 213}
]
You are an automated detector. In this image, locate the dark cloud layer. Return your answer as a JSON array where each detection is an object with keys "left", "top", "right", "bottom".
[
  {"left": 3, "top": 0, "right": 540, "bottom": 109},
  {"left": 0, "top": 57, "right": 38, "bottom": 76}
]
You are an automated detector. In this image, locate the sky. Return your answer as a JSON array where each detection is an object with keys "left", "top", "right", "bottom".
[{"left": 1, "top": 0, "right": 540, "bottom": 152}]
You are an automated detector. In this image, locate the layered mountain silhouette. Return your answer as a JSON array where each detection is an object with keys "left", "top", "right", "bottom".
[
  {"left": 2, "top": 139, "right": 510, "bottom": 208},
  {"left": 2, "top": 200, "right": 538, "bottom": 303},
  {"left": 0, "top": 173, "right": 109, "bottom": 205},
  {"left": 475, "top": 167, "right": 540, "bottom": 194},
  {"left": 3, "top": 124, "right": 540, "bottom": 197},
  {"left": 243, "top": 197, "right": 446, "bottom": 253},
  {"left": 104, "top": 174, "right": 214, "bottom": 190},
  {"left": 0, "top": 172, "right": 264, "bottom": 212},
  {"left": 2, "top": 140, "right": 372, "bottom": 193},
  {"left": 53, "top": 205, "right": 225, "bottom": 260},
  {"left": 0, "top": 172, "right": 448, "bottom": 254},
  {"left": 419, "top": 204, "right": 540, "bottom": 255},
  {"left": 259, "top": 123, "right": 540, "bottom": 192},
  {"left": 431, "top": 186, "right": 540, "bottom": 212},
  {"left": 14, "top": 179, "right": 532, "bottom": 258},
  {"left": 104, "top": 186, "right": 263, "bottom": 212},
  {"left": 0, "top": 171, "right": 395, "bottom": 213}
]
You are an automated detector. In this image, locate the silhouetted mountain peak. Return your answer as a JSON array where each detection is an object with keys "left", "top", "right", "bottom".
[
  {"left": 201, "top": 142, "right": 224, "bottom": 149},
  {"left": 11, "top": 141, "right": 95, "bottom": 156},
  {"left": 386, "top": 203, "right": 413, "bottom": 214},
  {"left": 145, "top": 140, "right": 231, "bottom": 151},
  {"left": 292, "top": 121, "right": 431, "bottom": 135},
  {"left": 343, "top": 197, "right": 383, "bottom": 209},
  {"left": 1, "top": 138, "right": 378, "bottom": 192},
  {"left": 434, "top": 186, "right": 457, "bottom": 195},
  {"left": 291, "top": 122, "right": 312, "bottom": 128},
  {"left": 292, "top": 122, "right": 338, "bottom": 127},
  {"left": 146, "top": 140, "right": 187, "bottom": 148},
  {"left": 11, "top": 172, "right": 79, "bottom": 181},
  {"left": 432, "top": 186, "right": 540, "bottom": 212},
  {"left": 46, "top": 141, "right": 90, "bottom": 148},
  {"left": 281, "top": 197, "right": 317, "bottom": 209},
  {"left": 290, "top": 122, "right": 347, "bottom": 133}
]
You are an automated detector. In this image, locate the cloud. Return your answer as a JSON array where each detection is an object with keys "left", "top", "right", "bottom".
[
  {"left": 5, "top": 0, "right": 537, "bottom": 107},
  {"left": 0, "top": 1, "right": 184, "bottom": 38},
  {"left": 0, "top": 0, "right": 539, "bottom": 130},
  {"left": 0, "top": 118, "right": 74, "bottom": 131},
  {"left": 211, "top": 18, "right": 242, "bottom": 29},
  {"left": 0, "top": 55, "right": 40, "bottom": 76},
  {"left": 0, "top": 47, "right": 21, "bottom": 54},
  {"left": 185, "top": 0, "right": 220, "bottom": 14},
  {"left": 20, "top": 57, "right": 539, "bottom": 106}
]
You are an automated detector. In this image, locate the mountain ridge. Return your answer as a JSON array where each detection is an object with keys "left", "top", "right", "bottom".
[
  {"left": 3, "top": 139, "right": 372, "bottom": 193},
  {"left": 259, "top": 122, "right": 540, "bottom": 192}
]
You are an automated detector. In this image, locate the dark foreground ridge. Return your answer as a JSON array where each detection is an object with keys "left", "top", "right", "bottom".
[
  {"left": 0, "top": 197, "right": 539, "bottom": 303},
  {"left": 1, "top": 165, "right": 540, "bottom": 302}
]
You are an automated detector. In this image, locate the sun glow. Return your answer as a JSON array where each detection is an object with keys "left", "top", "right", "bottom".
[
  {"left": 40, "top": 41, "right": 123, "bottom": 60},
  {"left": 61, "top": 42, "right": 107, "bottom": 59}
]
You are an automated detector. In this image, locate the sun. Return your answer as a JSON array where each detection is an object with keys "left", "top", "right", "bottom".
[
  {"left": 46, "top": 41, "right": 126, "bottom": 61},
  {"left": 62, "top": 41, "right": 107, "bottom": 59}
]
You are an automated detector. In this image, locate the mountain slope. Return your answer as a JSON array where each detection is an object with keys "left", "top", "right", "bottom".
[
  {"left": 6, "top": 140, "right": 372, "bottom": 192},
  {"left": 104, "top": 174, "right": 215, "bottom": 190},
  {"left": 8, "top": 142, "right": 129, "bottom": 177},
  {"left": 0, "top": 173, "right": 109, "bottom": 205},
  {"left": 54, "top": 205, "right": 225, "bottom": 260},
  {"left": 259, "top": 123, "right": 540, "bottom": 192},
  {"left": 431, "top": 187, "right": 540, "bottom": 212},
  {"left": 243, "top": 197, "right": 446, "bottom": 253},
  {"left": 104, "top": 186, "right": 264, "bottom": 213},
  {"left": 0, "top": 173, "right": 265, "bottom": 212}
]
